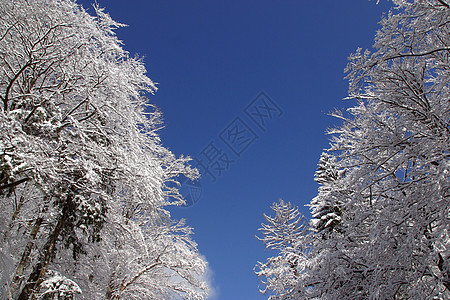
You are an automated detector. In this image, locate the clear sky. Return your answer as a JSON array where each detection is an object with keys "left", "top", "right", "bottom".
[{"left": 77, "top": 1, "right": 393, "bottom": 299}]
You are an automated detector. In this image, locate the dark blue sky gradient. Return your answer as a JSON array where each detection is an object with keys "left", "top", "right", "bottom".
[{"left": 77, "top": 1, "right": 393, "bottom": 298}]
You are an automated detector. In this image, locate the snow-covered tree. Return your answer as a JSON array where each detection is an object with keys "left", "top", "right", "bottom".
[
  {"left": 0, "top": 1, "right": 207, "bottom": 299},
  {"left": 308, "top": 0, "right": 450, "bottom": 298},
  {"left": 258, "top": 0, "right": 450, "bottom": 298},
  {"left": 309, "top": 152, "right": 346, "bottom": 235},
  {"left": 255, "top": 199, "right": 311, "bottom": 299}
]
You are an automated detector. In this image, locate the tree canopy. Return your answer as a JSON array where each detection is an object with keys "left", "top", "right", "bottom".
[
  {"left": 256, "top": 0, "right": 450, "bottom": 298},
  {"left": 0, "top": 0, "right": 207, "bottom": 299}
]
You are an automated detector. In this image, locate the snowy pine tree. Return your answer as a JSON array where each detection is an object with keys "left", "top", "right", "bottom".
[
  {"left": 255, "top": 199, "right": 311, "bottom": 299},
  {"left": 309, "top": 152, "right": 346, "bottom": 234}
]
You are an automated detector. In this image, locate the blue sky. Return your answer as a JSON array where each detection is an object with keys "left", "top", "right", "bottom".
[{"left": 78, "top": 1, "right": 393, "bottom": 298}]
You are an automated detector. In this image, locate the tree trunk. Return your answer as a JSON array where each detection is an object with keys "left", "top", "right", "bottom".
[
  {"left": 9, "top": 217, "right": 42, "bottom": 298},
  {"left": 16, "top": 196, "right": 71, "bottom": 300},
  {"left": 438, "top": 253, "right": 450, "bottom": 292}
]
